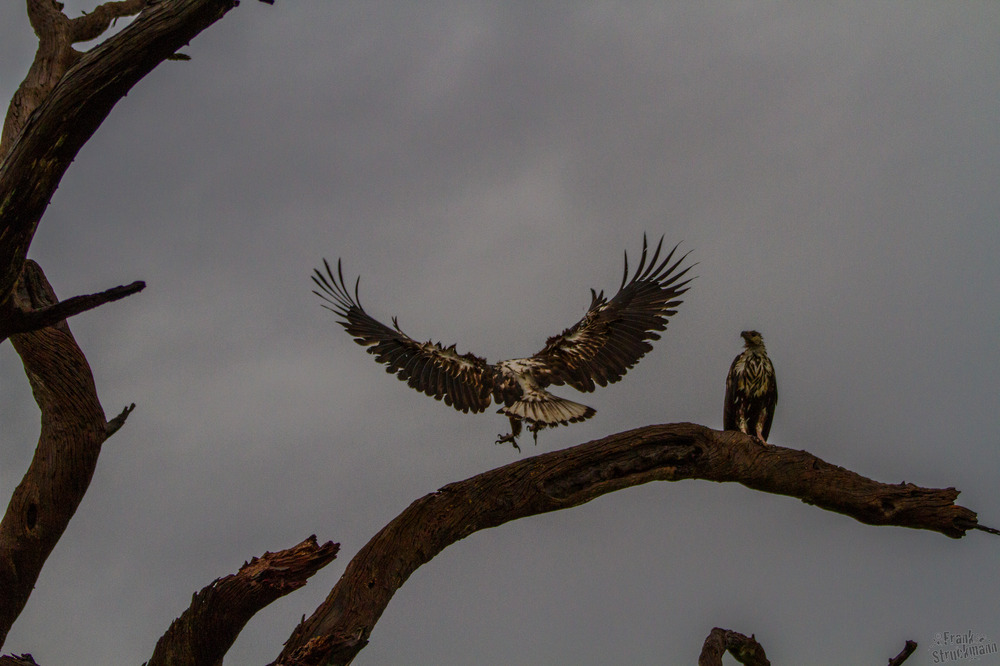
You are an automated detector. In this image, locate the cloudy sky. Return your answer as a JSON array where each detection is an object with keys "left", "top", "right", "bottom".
[{"left": 1, "top": 2, "right": 999, "bottom": 664}]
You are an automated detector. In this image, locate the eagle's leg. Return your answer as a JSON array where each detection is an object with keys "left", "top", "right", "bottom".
[
  {"left": 755, "top": 422, "right": 769, "bottom": 445},
  {"left": 527, "top": 420, "right": 546, "bottom": 444},
  {"left": 495, "top": 416, "right": 522, "bottom": 452}
]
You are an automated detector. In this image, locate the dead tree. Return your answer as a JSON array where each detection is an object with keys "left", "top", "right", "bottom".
[{"left": 0, "top": 2, "right": 991, "bottom": 664}]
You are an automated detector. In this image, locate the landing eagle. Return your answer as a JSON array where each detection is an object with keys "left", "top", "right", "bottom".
[
  {"left": 723, "top": 330, "right": 777, "bottom": 442},
  {"left": 313, "top": 236, "right": 694, "bottom": 449}
]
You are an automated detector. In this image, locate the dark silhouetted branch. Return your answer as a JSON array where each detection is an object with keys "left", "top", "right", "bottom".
[
  {"left": 0, "top": 269, "right": 144, "bottom": 340},
  {"left": 0, "top": 654, "right": 40, "bottom": 666},
  {"left": 106, "top": 403, "right": 136, "bottom": 437},
  {"left": 888, "top": 639, "right": 918, "bottom": 666},
  {"left": 147, "top": 536, "right": 339, "bottom": 666},
  {"left": 698, "top": 628, "right": 770, "bottom": 666},
  {"left": 0, "top": 0, "right": 253, "bottom": 655},
  {"left": 1, "top": 0, "right": 240, "bottom": 302},
  {"left": 274, "top": 423, "right": 986, "bottom": 665}
]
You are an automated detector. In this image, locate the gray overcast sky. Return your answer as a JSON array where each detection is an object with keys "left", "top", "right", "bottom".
[{"left": 1, "top": 2, "right": 999, "bottom": 664}]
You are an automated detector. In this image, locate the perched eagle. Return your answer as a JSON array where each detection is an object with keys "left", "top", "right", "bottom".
[
  {"left": 313, "top": 236, "right": 694, "bottom": 449},
  {"left": 723, "top": 330, "right": 778, "bottom": 442}
]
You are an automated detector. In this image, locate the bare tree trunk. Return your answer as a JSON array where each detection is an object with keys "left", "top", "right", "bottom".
[
  {"left": 0, "top": 0, "right": 243, "bottom": 651},
  {"left": 0, "top": 0, "right": 238, "bottom": 300},
  {"left": 0, "top": 261, "right": 134, "bottom": 647}
]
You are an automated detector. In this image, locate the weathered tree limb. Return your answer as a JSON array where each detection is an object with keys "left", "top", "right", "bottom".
[
  {"left": 3, "top": 0, "right": 148, "bottom": 162},
  {"left": 0, "top": 0, "right": 243, "bottom": 650},
  {"left": 274, "top": 424, "right": 986, "bottom": 665},
  {"left": 0, "top": 0, "right": 241, "bottom": 302},
  {"left": 0, "top": 654, "right": 39, "bottom": 666},
  {"left": 0, "top": 270, "right": 144, "bottom": 340},
  {"left": 888, "top": 639, "right": 918, "bottom": 666},
  {"left": 698, "top": 628, "right": 770, "bottom": 666},
  {"left": 0, "top": 261, "right": 135, "bottom": 648},
  {"left": 147, "top": 536, "right": 340, "bottom": 666},
  {"left": 70, "top": 1, "right": 152, "bottom": 44}
]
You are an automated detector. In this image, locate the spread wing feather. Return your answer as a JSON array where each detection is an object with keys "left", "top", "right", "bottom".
[
  {"left": 312, "top": 260, "right": 494, "bottom": 413},
  {"left": 531, "top": 235, "right": 694, "bottom": 393}
]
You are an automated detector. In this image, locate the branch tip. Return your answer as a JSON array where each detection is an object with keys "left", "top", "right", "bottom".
[
  {"left": 888, "top": 639, "right": 918, "bottom": 666},
  {"left": 2, "top": 274, "right": 146, "bottom": 339},
  {"left": 106, "top": 403, "right": 136, "bottom": 437}
]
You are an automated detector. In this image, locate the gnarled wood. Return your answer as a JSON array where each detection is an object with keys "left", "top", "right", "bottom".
[
  {"left": 147, "top": 536, "right": 340, "bottom": 666},
  {"left": 698, "top": 628, "right": 770, "bottom": 666},
  {"left": 0, "top": 0, "right": 241, "bottom": 651},
  {"left": 274, "top": 424, "right": 984, "bottom": 665},
  {"left": 0, "top": 654, "right": 39, "bottom": 666},
  {"left": 5, "top": 1, "right": 149, "bottom": 155},
  {"left": 0, "top": 274, "right": 144, "bottom": 340},
  {"left": 0, "top": 261, "right": 134, "bottom": 647},
  {"left": 0, "top": 0, "right": 239, "bottom": 303}
]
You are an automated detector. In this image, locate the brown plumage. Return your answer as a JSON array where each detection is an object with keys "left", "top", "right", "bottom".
[
  {"left": 313, "top": 236, "right": 694, "bottom": 450},
  {"left": 724, "top": 330, "right": 778, "bottom": 442}
]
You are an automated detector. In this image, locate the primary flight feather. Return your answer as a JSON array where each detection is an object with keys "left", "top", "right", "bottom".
[{"left": 313, "top": 236, "right": 694, "bottom": 449}]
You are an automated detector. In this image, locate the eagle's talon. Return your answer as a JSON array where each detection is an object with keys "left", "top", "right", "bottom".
[{"left": 495, "top": 433, "right": 521, "bottom": 452}]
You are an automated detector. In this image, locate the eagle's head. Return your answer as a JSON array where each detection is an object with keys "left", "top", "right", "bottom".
[{"left": 740, "top": 330, "right": 765, "bottom": 348}]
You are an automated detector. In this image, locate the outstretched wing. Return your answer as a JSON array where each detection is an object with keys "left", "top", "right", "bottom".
[
  {"left": 531, "top": 236, "right": 694, "bottom": 392},
  {"left": 312, "top": 259, "right": 494, "bottom": 414}
]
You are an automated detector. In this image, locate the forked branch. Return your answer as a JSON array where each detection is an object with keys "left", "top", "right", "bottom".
[
  {"left": 698, "top": 628, "right": 770, "bottom": 666},
  {"left": 1, "top": 0, "right": 242, "bottom": 302}
]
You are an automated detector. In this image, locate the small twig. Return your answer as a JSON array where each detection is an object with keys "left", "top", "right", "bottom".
[
  {"left": 888, "top": 639, "right": 918, "bottom": 666},
  {"left": 68, "top": 0, "right": 148, "bottom": 44},
  {"left": 966, "top": 522, "right": 1000, "bottom": 536},
  {"left": 105, "top": 403, "right": 136, "bottom": 437}
]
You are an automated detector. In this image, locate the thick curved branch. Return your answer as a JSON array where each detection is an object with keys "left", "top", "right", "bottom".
[
  {"left": 698, "top": 628, "right": 770, "bottom": 666},
  {"left": 0, "top": 0, "right": 240, "bottom": 302},
  {"left": 147, "top": 536, "right": 340, "bottom": 666},
  {"left": 0, "top": 261, "right": 133, "bottom": 648},
  {"left": 274, "top": 424, "right": 986, "bottom": 665}
]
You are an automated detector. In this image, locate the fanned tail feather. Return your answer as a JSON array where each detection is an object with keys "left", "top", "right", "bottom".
[{"left": 499, "top": 394, "right": 596, "bottom": 427}]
